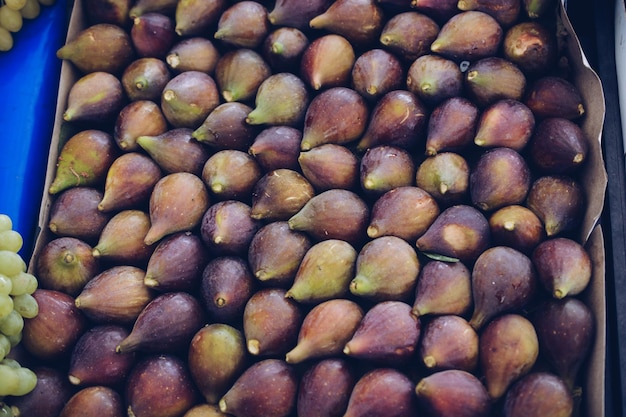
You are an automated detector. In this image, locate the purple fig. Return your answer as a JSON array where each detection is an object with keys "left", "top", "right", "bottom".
[
  {"left": 419, "top": 314, "right": 479, "bottom": 372},
  {"left": 344, "top": 368, "right": 417, "bottom": 417},
  {"left": 48, "top": 187, "right": 112, "bottom": 242},
  {"left": 202, "top": 150, "right": 263, "bottom": 201},
  {"left": 412, "top": 260, "right": 473, "bottom": 317},
  {"left": 137, "top": 128, "right": 211, "bottom": 176},
  {"left": 379, "top": 11, "right": 440, "bottom": 61}
]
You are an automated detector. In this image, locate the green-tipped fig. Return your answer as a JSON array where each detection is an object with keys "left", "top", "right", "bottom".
[
  {"left": 419, "top": 314, "right": 478, "bottom": 372},
  {"left": 528, "top": 117, "right": 589, "bottom": 174},
  {"left": 298, "top": 144, "right": 360, "bottom": 191},
  {"left": 350, "top": 236, "right": 420, "bottom": 302},
  {"left": 250, "top": 169, "right": 315, "bottom": 221},
  {"left": 249, "top": 126, "right": 302, "bottom": 172},
  {"left": 297, "top": 358, "right": 356, "bottom": 417},
  {"left": 114, "top": 100, "right": 168, "bottom": 152},
  {"left": 116, "top": 292, "right": 205, "bottom": 354},
  {"left": 63, "top": 72, "right": 124, "bottom": 122},
  {"left": 532, "top": 237, "right": 592, "bottom": 299},
  {"left": 406, "top": 54, "right": 463, "bottom": 106},
  {"left": 268, "top": 0, "right": 332, "bottom": 29},
  {"left": 526, "top": 175, "right": 585, "bottom": 237},
  {"left": 469, "top": 246, "right": 536, "bottom": 330},
  {"left": 144, "top": 172, "right": 210, "bottom": 245},
  {"left": 137, "top": 128, "right": 210, "bottom": 176},
  {"left": 457, "top": 0, "right": 520, "bottom": 27},
  {"left": 416, "top": 205, "right": 491, "bottom": 263},
  {"left": 193, "top": 102, "right": 258, "bottom": 151},
  {"left": 48, "top": 187, "right": 112, "bottom": 242},
  {"left": 367, "top": 186, "right": 440, "bottom": 241},
  {"left": 503, "top": 372, "right": 574, "bottom": 417},
  {"left": 200, "top": 200, "right": 261, "bottom": 256},
  {"left": 474, "top": 99, "right": 535, "bottom": 151},
  {"left": 286, "top": 239, "right": 357, "bottom": 304},
  {"left": 99, "top": 152, "right": 162, "bottom": 213},
  {"left": 166, "top": 37, "right": 221, "bottom": 74},
  {"left": 68, "top": 325, "right": 135, "bottom": 387},
  {"left": 56, "top": 23, "right": 134, "bottom": 74},
  {"left": 200, "top": 256, "right": 256, "bottom": 324},
  {"left": 465, "top": 57, "right": 527, "bottom": 108},
  {"left": 300, "top": 87, "right": 369, "bottom": 151},
  {"left": 344, "top": 368, "right": 418, "bottom": 417},
  {"left": 126, "top": 354, "right": 199, "bottom": 417},
  {"left": 75, "top": 265, "right": 154, "bottom": 324},
  {"left": 415, "top": 370, "right": 491, "bottom": 417},
  {"left": 130, "top": 12, "right": 175, "bottom": 59},
  {"left": 248, "top": 221, "right": 312, "bottom": 287},
  {"left": 379, "top": 11, "right": 439, "bottom": 61},
  {"left": 188, "top": 324, "right": 247, "bottom": 404},
  {"left": 243, "top": 288, "right": 303, "bottom": 356},
  {"left": 309, "top": 0, "right": 384, "bottom": 46},
  {"left": 480, "top": 314, "right": 539, "bottom": 399},
  {"left": 246, "top": 72, "right": 309, "bottom": 126},
  {"left": 360, "top": 146, "right": 415, "bottom": 196},
  {"left": 489, "top": 204, "right": 545, "bottom": 254},
  {"left": 351, "top": 48, "right": 404, "bottom": 102},
  {"left": 214, "top": 1, "right": 270, "bottom": 49},
  {"left": 425, "top": 97, "right": 479, "bottom": 156},
  {"left": 285, "top": 299, "right": 363, "bottom": 364},
  {"left": 288, "top": 189, "right": 370, "bottom": 246},
  {"left": 49, "top": 130, "right": 118, "bottom": 195},
  {"left": 92, "top": 209, "right": 153, "bottom": 266},
  {"left": 262, "top": 27, "right": 309, "bottom": 72},
  {"left": 430, "top": 11, "right": 503, "bottom": 61},
  {"left": 470, "top": 147, "right": 531, "bottom": 212},
  {"left": 503, "top": 20, "right": 557, "bottom": 75},
  {"left": 174, "top": 0, "right": 226, "bottom": 37},
  {"left": 160, "top": 71, "right": 220, "bottom": 129},
  {"left": 412, "top": 260, "right": 472, "bottom": 317},
  {"left": 344, "top": 301, "right": 420, "bottom": 365},
  {"left": 36, "top": 237, "right": 100, "bottom": 296},
  {"left": 532, "top": 297, "right": 595, "bottom": 389},
  {"left": 121, "top": 57, "right": 171, "bottom": 102},
  {"left": 300, "top": 34, "right": 355, "bottom": 91},
  {"left": 356, "top": 90, "right": 428, "bottom": 152},
  {"left": 415, "top": 152, "right": 470, "bottom": 205},
  {"left": 59, "top": 386, "right": 124, "bottom": 417},
  {"left": 524, "top": 76, "right": 585, "bottom": 120},
  {"left": 215, "top": 48, "right": 272, "bottom": 103},
  {"left": 202, "top": 150, "right": 263, "bottom": 201}
]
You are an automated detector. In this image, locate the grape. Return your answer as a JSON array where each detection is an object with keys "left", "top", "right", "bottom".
[
  {"left": 0, "top": 26, "right": 12, "bottom": 51},
  {"left": 4, "top": 0, "right": 27, "bottom": 10},
  {"left": 0, "top": 216, "right": 10, "bottom": 233},
  {"left": 0, "top": 6, "right": 22, "bottom": 33},
  {"left": 0, "top": 365, "right": 19, "bottom": 396},
  {"left": 0, "top": 252, "right": 25, "bottom": 279},
  {"left": 0, "top": 311, "right": 23, "bottom": 337},
  {"left": 11, "top": 368, "right": 36, "bottom": 396},
  {"left": 0, "top": 295, "right": 12, "bottom": 320},
  {"left": 0, "top": 231, "right": 22, "bottom": 253},
  {"left": 19, "top": 0, "right": 39, "bottom": 19},
  {"left": 0, "top": 335, "right": 10, "bottom": 361},
  {"left": 11, "top": 294, "right": 37, "bottom": 319},
  {"left": 5, "top": 332, "right": 20, "bottom": 348},
  {"left": 0, "top": 403, "right": 13, "bottom": 417},
  {"left": 9, "top": 272, "right": 37, "bottom": 296},
  {"left": 0, "top": 276, "right": 11, "bottom": 296}
]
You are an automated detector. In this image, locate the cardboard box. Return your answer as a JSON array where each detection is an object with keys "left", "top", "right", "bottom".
[{"left": 28, "top": 1, "right": 608, "bottom": 416}]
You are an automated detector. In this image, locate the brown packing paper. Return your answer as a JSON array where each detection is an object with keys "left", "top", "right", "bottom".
[{"left": 28, "top": 1, "right": 608, "bottom": 416}]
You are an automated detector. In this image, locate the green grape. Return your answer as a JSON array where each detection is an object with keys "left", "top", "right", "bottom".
[
  {"left": 0, "top": 359, "right": 19, "bottom": 369},
  {"left": 11, "top": 368, "right": 36, "bottom": 396},
  {"left": 6, "top": 332, "right": 20, "bottom": 347},
  {"left": 0, "top": 251, "right": 25, "bottom": 278},
  {"left": 0, "top": 403, "right": 13, "bottom": 417},
  {"left": 0, "top": 6, "right": 22, "bottom": 33},
  {"left": 0, "top": 335, "right": 10, "bottom": 361},
  {"left": 0, "top": 216, "right": 10, "bottom": 234},
  {"left": 0, "top": 310, "right": 23, "bottom": 337},
  {"left": 11, "top": 294, "right": 37, "bottom": 319},
  {"left": 0, "top": 295, "right": 12, "bottom": 320},
  {"left": 0, "top": 276, "right": 11, "bottom": 296},
  {"left": 9, "top": 272, "right": 37, "bottom": 296},
  {"left": 4, "top": 0, "right": 27, "bottom": 11},
  {"left": 19, "top": 0, "right": 39, "bottom": 19},
  {"left": 0, "top": 231, "right": 22, "bottom": 253},
  {"left": 0, "top": 364, "right": 19, "bottom": 396},
  {"left": 0, "top": 27, "right": 12, "bottom": 52}
]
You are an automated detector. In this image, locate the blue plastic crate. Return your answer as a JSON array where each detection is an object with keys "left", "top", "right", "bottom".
[{"left": 0, "top": 0, "right": 69, "bottom": 259}]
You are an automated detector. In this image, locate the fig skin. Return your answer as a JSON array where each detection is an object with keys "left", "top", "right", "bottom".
[
  {"left": 419, "top": 314, "right": 479, "bottom": 372},
  {"left": 174, "top": 0, "right": 226, "bottom": 37},
  {"left": 298, "top": 144, "right": 360, "bottom": 192},
  {"left": 503, "top": 20, "right": 557, "bottom": 75},
  {"left": 415, "top": 152, "right": 470, "bottom": 206},
  {"left": 121, "top": 57, "right": 171, "bottom": 103},
  {"left": 214, "top": 48, "right": 272, "bottom": 103},
  {"left": 309, "top": 0, "right": 385, "bottom": 46},
  {"left": 360, "top": 146, "right": 416, "bottom": 197},
  {"left": 489, "top": 204, "right": 545, "bottom": 254},
  {"left": 202, "top": 149, "right": 263, "bottom": 202},
  {"left": 412, "top": 260, "right": 473, "bottom": 317},
  {"left": 249, "top": 126, "right": 302, "bottom": 173},
  {"left": 201, "top": 200, "right": 262, "bottom": 256},
  {"left": 114, "top": 100, "right": 169, "bottom": 153},
  {"left": 351, "top": 48, "right": 404, "bottom": 102},
  {"left": 137, "top": 128, "right": 211, "bottom": 176},
  {"left": 297, "top": 358, "right": 356, "bottom": 417},
  {"left": 528, "top": 117, "right": 589, "bottom": 174},
  {"left": 48, "top": 187, "right": 112, "bottom": 243},
  {"left": 214, "top": 1, "right": 271, "bottom": 49},
  {"left": 425, "top": 96, "right": 479, "bottom": 156},
  {"left": 457, "top": 0, "right": 521, "bottom": 27},
  {"left": 250, "top": 169, "right": 315, "bottom": 222},
  {"left": 130, "top": 12, "right": 176, "bottom": 59},
  {"left": 92, "top": 209, "right": 154, "bottom": 266},
  {"left": 406, "top": 54, "right": 463, "bottom": 106},
  {"left": 300, "top": 34, "right": 355, "bottom": 91},
  {"left": 379, "top": 11, "right": 440, "bottom": 62},
  {"left": 59, "top": 386, "right": 125, "bottom": 417},
  {"left": 160, "top": 71, "right": 221, "bottom": 129},
  {"left": 465, "top": 57, "right": 527, "bottom": 108},
  {"left": 473, "top": 99, "right": 536, "bottom": 151},
  {"left": 262, "top": 27, "right": 309, "bottom": 73},
  {"left": 166, "top": 37, "right": 221, "bottom": 74},
  {"left": 268, "top": 0, "right": 332, "bottom": 30},
  {"left": 524, "top": 76, "right": 586, "bottom": 120},
  {"left": 245, "top": 72, "right": 310, "bottom": 126},
  {"left": 63, "top": 72, "right": 125, "bottom": 123},
  {"left": 192, "top": 102, "right": 258, "bottom": 152},
  {"left": 503, "top": 372, "right": 574, "bottom": 417}
]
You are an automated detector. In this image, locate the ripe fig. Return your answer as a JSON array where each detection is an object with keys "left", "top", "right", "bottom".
[
  {"left": 130, "top": 12, "right": 176, "bottom": 59},
  {"left": 297, "top": 358, "right": 356, "bottom": 417},
  {"left": 121, "top": 57, "right": 171, "bottom": 102},
  {"left": 174, "top": 0, "right": 226, "bottom": 37},
  {"left": 300, "top": 34, "right": 355, "bottom": 91},
  {"left": 465, "top": 57, "right": 527, "bottom": 108},
  {"left": 193, "top": 102, "right": 258, "bottom": 152},
  {"left": 503, "top": 372, "right": 574, "bottom": 417},
  {"left": 214, "top": 1, "right": 270, "bottom": 49},
  {"left": 412, "top": 260, "right": 473, "bottom": 317},
  {"left": 503, "top": 20, "right": 557, "bottom": 75},
  {"left": 524, "top": 76, "right": 585, "bottom": 120},
  {"left": 528, "top": 117, "right": 589, "bottom": 174},
  {"left": 425, "top": 96, "right": 479, "bottom": 156},
  {"left": 406, "top": 54, "right": 463, "bottom": 106},
  {"left": 249, "top": 126, "right": 302, "bottom": 172},
  {"left": 268, "top": 0, "right": 332, "bottom": 30},
  {"left": 457, "top": 0, "right": 521, "bottom": 27},
  {"left": 489, "top": 204, "right": 545, "bottom": 254},
  {"left": 298, "top": 144, "right": 360, "bottom": 192},
  {"left": 63, "top": 72, "right": 125, "bottom": 123},
  {"left": 200, "top": 200, "right": 262, "bottom": 256},
  {"left": 379, "top": 11, "right": 439, "bottom": 62},
  {"left": 91, "top": 209, "right": 153, "bottom": 265},
  {"left": 202, "top": 150, "right": 263, "bottom": 201},
  {"left": 309, "top": 0, "right": 385, "bottom": 46},
  {"left": 166, "top": 37, "right": 220, "bottom": 73},
  {"left": 415, "top": 152, "right": 470, "bottom": 205},
  {"left": 262, "top": 27, "right": 309, "bottom": 72},
  {"left": 473, "top": 99, "right": 535, "bottom": 151},
  {"left": 360, "top": 146, "right": 416, "bottom": 197},
  {"left": 415, "top": 370, "right": 491, "bottom": 417},
  {"left": 250, "top": 169, "right": 315, "bottom": 222},
  {"left": 351, "top": 49, "right": 404, "bottom": 102},
  {"left": 114, "top": 100, "right": 168, "bottom": 154},
  {"left": 160, "top": 71, "right": 220, "bottom": 129},
  {"left": 48, "top": 187, "right": 112, "bottom": 243},
  {"left": 59, "top": 386, "right": 124, "bottom": 417},
  {"left": 246, "top": 72, "right": 309, "bottom": 126},
  {"left": 137, "top": 128, "right": 211, "bottom": 176},
  {"left": 214, "top": 48, "right": 272, "bottom": 103},
  {"left": 419, "top": 314, "right": 479, "bottom": 372}
]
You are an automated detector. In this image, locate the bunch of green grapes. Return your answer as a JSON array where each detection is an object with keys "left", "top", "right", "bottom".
[
  {"left": 0, "top": 214, "right": 38, "bottom": 401},
  {"left": 0, "top": 0, "right": 57, "bottom": 52}
]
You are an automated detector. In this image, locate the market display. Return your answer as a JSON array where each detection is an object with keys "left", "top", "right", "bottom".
[{"left": 5, "top": 0, "right": 606, "bottom": 416}]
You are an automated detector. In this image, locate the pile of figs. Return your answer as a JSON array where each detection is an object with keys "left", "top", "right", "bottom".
[{"left": 6, "top": 0, "right": 601, "bottom": 416}]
